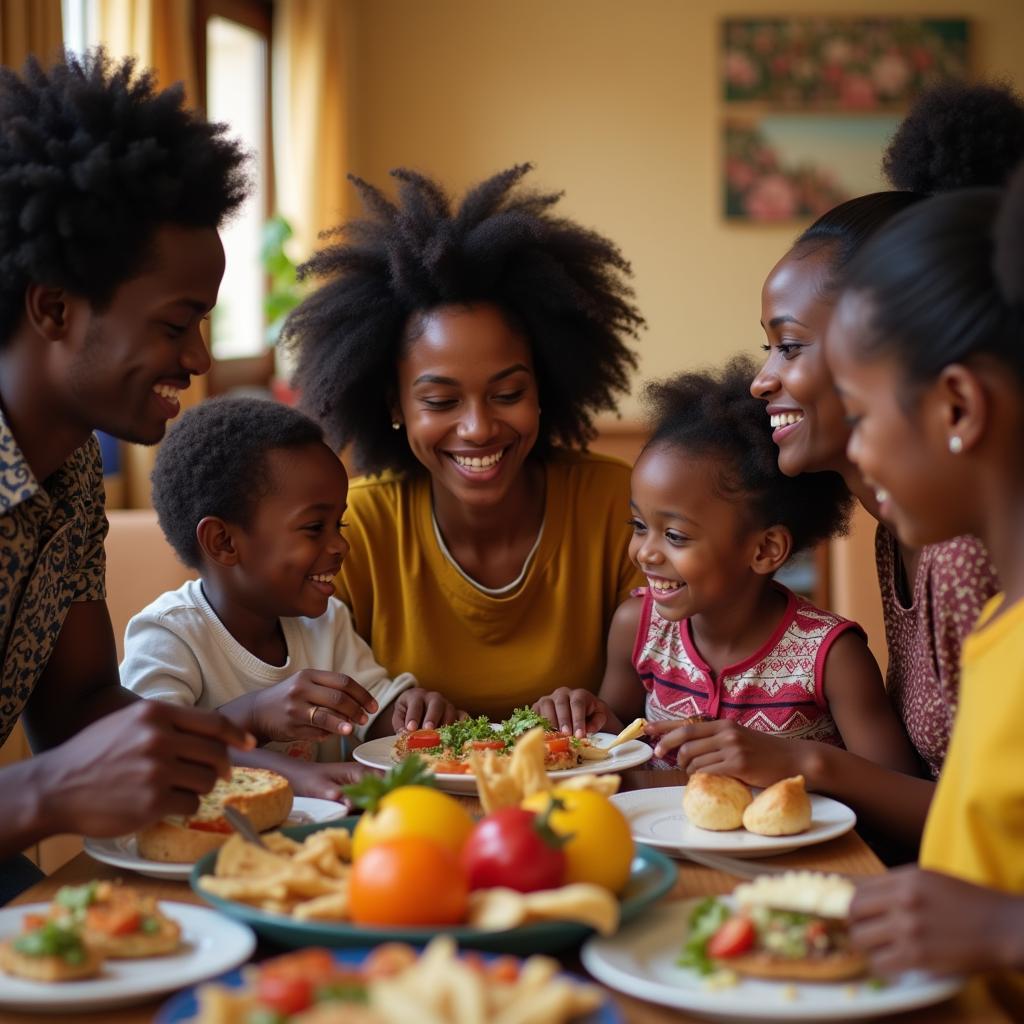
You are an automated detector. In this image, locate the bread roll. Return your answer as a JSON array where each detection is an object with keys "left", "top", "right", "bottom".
[
  {"left": 742, "top": 774, "right": 812, "bottom": 836},
  {"left": 682, "top": 772, "right": 752, "bottom": 831},
  {"left": 726, "top": 948, "right": 867, "bottom": 981}
]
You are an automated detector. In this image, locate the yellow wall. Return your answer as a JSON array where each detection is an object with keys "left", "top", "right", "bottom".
[
  {"left": 350, "top": 0, "right": 1024, "bottom": 420},
  {"left": 347, "top": 0, "right": 1023, "bottom": 659}
]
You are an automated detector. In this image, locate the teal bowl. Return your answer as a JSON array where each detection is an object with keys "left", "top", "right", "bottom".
[{"left": 190, "top": 818, "right": 676, "bottom": 954}]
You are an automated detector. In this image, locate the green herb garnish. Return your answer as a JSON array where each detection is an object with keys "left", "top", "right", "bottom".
[
  {"left": 55, "top": 881, "right": 98, "bottom": 914},
  {"left": 140, "top": 916, "right": 161, "bottom": 934},
  {"left": 436, "top": 715, "right": 495, "bottom": 751},
  {"left": 677, "top": 897, "right": 731, "bottom": 976},
  {"left": 499, "top": 707, "right": 553, "bottom": 744},
  {"left": 13, "top": 921, "right": 87, "bottom": 964},
  {"left": 342, "top": 755, "right": 435, "bottom": 814},
  {"left": 245, "top": 1009, "right": 286, "bottom": 1024},
  {"left": 314, "top": 981, "right": 369, "bottom": 1003}
]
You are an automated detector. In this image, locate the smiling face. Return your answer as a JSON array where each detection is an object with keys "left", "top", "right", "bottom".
[
  {"left": 751, "top": 246, "right": 852, "bottom": 477},
  {"left": 232, "top": 442, "right": 351, "bottom": 620},
  {"left": 628, "top": 444, "right": 765, "bottom": 622},
  {"left": 394, "top": 303, "right": 540, "bottom": 509},
  {"left": 58, "top": 224, "right": 224, "bottom": 445},
  {"left": 826, "top": 291, "right": 976, "bottom": 548}
]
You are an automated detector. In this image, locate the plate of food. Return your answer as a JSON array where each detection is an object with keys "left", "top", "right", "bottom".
[
  {"left": 611, "top": 775, "right": 856, "bottom": 858},
  {"left": 84, "top": 765, "right": 347, "bottom": 880},
  {"left": 581, "top": 873, "right": 964, "bottom": 1021},
  {"left": 0, "top": 883, "right": 255, "bottom": 1013},
  {"left": 190, "top": 816, "right": 676, "bottom": 954},
  {"left": 155, "top": 936, "right": 622, "bottom": 1023},
  {"left": 353, "top": 708, "right": 652, "bottom": 794}
]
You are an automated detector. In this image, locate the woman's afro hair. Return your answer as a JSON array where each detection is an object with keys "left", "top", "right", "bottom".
[
  {"left": 642, "top": 356, "right": 852, "bottom": 555},
  {"left": 883, "top": 79, "right": 1024, "bottom": 194},
  {"left": 282, "top": 164, "right": 644, "bottom": 474},
  {"left": 0, "top": 48, "right": 248, "bottom": 344},
  {"left": 151, "top": 397, "right": 325, "bottom": 569}
]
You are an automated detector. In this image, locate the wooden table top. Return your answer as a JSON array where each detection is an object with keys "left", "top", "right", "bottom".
[{"left": 3, "top": 770, "right": 1010, "bottom": 1023}]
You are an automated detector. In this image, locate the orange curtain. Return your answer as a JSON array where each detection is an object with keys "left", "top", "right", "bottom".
[
  {"left": 0, "top": 0, "right": 63, "bottom": 68},
  {"left": 273, "top": 0, "right": 355, "bottom": 262},
  {"left": 95, "top": 0, "right": 203, "bottom": 507}
]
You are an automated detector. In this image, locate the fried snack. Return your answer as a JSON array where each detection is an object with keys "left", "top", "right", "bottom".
[
  {"left": 606, "top": 716, "right": 647, "bottom": 749},
  {"left": 199, "top": 827, "right": 352, "bottom": 920},
  {"left": 683, "top": 772, "right": 753, "bottom": 830},
  {"left": 0, "top": 922, "right": 103, "bottom": 982},
  {"left": 467, "top": 882, "right": 619, "bottom": 935},
  {"left": 742, "top": 775, "right": 812, "bottom": 836},
  {"left": 472, "top": 727, "right": 622, "bottom": 811}
]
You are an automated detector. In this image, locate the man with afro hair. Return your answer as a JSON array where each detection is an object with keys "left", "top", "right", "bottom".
[
  {"left": 0, "top": 50, "right": 251, "bottom": 900},
  {"left": 283, "top": 165, "right": 645, "bottom": 720}
]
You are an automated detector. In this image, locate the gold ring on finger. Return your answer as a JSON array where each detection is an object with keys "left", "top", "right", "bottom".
[{"left": 308, "top": 705, "right": 319, "bottom": 727}]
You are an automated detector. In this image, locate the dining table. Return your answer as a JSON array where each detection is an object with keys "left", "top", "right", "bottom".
[{"left": 3, "top": 768, "right": 1014, "bottom": 1024}]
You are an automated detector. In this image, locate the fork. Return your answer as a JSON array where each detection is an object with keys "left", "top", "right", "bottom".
[{"left": 223, "top": 805, "right": 268, "bottom": 849}]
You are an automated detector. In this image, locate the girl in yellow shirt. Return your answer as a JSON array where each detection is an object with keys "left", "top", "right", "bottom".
[
  {"left": 825, "top": 152, "right": 1024, "bottom": 991},
  {"left": 282, "top": 166, "right": 644, "bottom": 720}
]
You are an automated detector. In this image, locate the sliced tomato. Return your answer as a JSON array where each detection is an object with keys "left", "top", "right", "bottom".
[
  {"left": 187, "top": 818, "right": 233, "bottom": 834},
  {"left": 487, "top": 955, "right": 521, "bottom": 983},
  {"left": 707, "top": 915, "right": 756, "bottom": 958},
  {"left": 405, "top": 729, "right": 441, "bottom": 750},
  {"left": 260, "top": 947, "right": 336, "bottom": 984},
  {"left": 545, "top": 736, "right": 571, "bottom": 755},
  {"left": 257, "top": 974, "right": 314, "bottom": 1014},
  {"left": 22, "top": 913, "right": 47, "bottom": 931},
  {"left": 469, "top": 739, "right": 505, "bottom": 751},
  {"left": 86, "top": 904, "right": 142, "bottom": 937}
]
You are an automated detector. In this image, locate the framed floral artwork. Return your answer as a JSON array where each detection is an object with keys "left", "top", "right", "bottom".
[{"left": 721, "top": 18, "right": 969, "bottom": 222}]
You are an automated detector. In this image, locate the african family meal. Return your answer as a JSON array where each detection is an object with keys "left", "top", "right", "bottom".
[
  {"left": 136, "top": 766, "right": 294, "bottom": 863},
  {"left": 187, "top": 935, "right": 604, "bottom": 1024},
  {"left": 679, "top": 871, "right": 866, "bottom": 982},
  {"left": 392, "top": 707, "right": 615, "bottom": 774},
  {"left": 683, "top": 773, "right": 813, "bottom": 837},
  {"left": 0, "top": 880, "right": 180, "bottom": 983}
]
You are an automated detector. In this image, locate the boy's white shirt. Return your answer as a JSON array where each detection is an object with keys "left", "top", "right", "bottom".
[{"left": 120, "top": 579, "right": 414, "bottom": 750}]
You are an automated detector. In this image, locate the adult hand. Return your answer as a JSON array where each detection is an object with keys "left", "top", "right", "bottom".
[
  {"left": 532, "top": 688, "right": 608, "bottom": 738},
  {"left": 247, "top": 670, "right": 378, "bottom": 743},
  {"left": 646, "top": 718, "right": 803, "bottom": 786},
  {"left": 39, "top": 700, "right": 253, "bottom": 838},
  {"left": 849, "top": 867, "right": 1024, "bottom": 975},
  {"left": 281, "top": 760, "right": 375, "bottom": 804},
  {"left": 392, "top": 688, "right": 466, "bottom": 732}
]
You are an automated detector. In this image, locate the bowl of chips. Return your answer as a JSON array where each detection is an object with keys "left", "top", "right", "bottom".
[{"left": 189, "top": 818, "right": 675, "bottom": 954}]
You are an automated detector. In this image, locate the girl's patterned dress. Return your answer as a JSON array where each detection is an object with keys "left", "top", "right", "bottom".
[{"left": 633, "top": 584, "right": 859, "bottom": 768}]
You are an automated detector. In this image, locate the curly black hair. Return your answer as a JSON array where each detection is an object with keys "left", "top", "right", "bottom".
[
  {"left": 0, "top": 48, "right": 248, "bottom": 345},
  {"left": 790, "top": 79, "right": 1024, "bottom": 296},
  {"left": 152, "top": 397, "right": 325, "bottom": 569},
  {"left": 643, "top": 356, "right": 852, "bottom": 556},
  {"left": 282, "top": 164, "right": 643, "bottom": 474},
  {"left": 883, "top": 79, "right": 1024, "bottom": 193}
]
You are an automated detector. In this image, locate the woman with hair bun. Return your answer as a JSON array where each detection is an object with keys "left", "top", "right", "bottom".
[
  {"left": 284, "top": 166, "right": 644, "bottom": 724},
  {"left": 829, "top": 159, "right": 1024, "bottom": 1003},
  {"left": 670, "top": 82, "right": 1023, "bottom": 852}
]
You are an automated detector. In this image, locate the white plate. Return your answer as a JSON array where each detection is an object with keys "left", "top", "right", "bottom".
[
  {"left": 0, "top": 901, "right": 256, "bottom": 1013},
  {"left": 612, "top": 786, "right": 856, "bottom": 858},
  {"left": 83, "top": 797, "right": 349, "bottom": 880},
  {"left": 353, "top": 732, "right": 654, "bottom": 794},
  {"left": 581, "top": 899, "right": 964, "bottom": 1021}
]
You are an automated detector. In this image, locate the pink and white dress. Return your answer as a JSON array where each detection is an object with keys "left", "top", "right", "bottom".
[{"left": 633, "top": 585, "right": 858, "bottom": 768}]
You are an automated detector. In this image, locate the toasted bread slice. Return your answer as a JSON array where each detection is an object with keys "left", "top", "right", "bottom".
[
  {"left": 724, "top": 948, "right": 867, "bottom": 981},
  {"left": 0, "top": 939, "right": 102, "bottom": 982}
]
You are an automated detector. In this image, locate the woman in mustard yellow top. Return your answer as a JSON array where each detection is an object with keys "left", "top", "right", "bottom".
[
  {"left": 282, "top": 166, "right": 644, "bottom": 723},
  {"left": 825, "top": 163, "right": 1024, "bottom": 994}
]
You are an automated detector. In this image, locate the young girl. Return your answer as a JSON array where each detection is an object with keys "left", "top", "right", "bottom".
[
  {"left": 536, "top": 357, "right": 921, "bottom": 778},
  {"left": 827, "top": 163, "right": 1024, "bottom": 994}
]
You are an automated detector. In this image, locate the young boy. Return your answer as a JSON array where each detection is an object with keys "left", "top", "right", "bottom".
[
  {"left": 0, "top": 51, "right": 252, "bottom": 900},
  {"left": 121, "top": 397, "right": 463, "bottom": 800}
]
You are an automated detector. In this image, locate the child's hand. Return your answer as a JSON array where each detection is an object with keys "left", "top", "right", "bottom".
[
  {"left": 849, "top": 867, "right": 1024, "bottom": 976},
  {"left": 281, "top": 760, "right": 377, "bottom": 804},
  {"left": 248, "top": 670, "right": 379, "bottom": 743},
  {"left": 646, "top": 718, "right": 802, "bottom": 787},
  {"left": 532, "top": 688, "right": 608, "bottom": 738},
  {"left": 391, "top": 688, "right": 467, "bottom": 732}
]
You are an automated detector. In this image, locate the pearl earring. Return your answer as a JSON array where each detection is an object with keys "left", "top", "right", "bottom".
[
  {"left": 391, "top": 422, "right": 401, "bottom": 431},
  {"left": 949, "top": 435, "right": 963, "bottom": 455}
]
